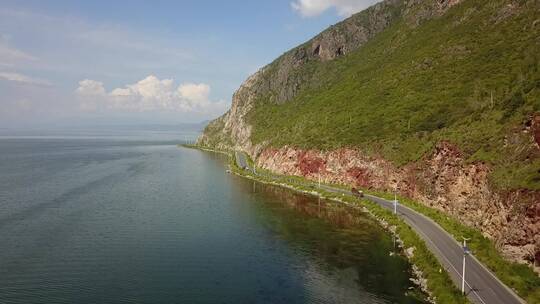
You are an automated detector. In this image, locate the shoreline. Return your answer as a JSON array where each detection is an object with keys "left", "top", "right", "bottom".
[{"left": 182, "top": 144, "right": 470, "bottom": 303}]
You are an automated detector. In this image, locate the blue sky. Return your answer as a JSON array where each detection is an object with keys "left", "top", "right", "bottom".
[{"left": 0, "top": 0, "right": 378, "bottom": 127}]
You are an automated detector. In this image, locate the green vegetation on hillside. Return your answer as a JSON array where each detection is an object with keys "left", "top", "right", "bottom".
[{"left": 247, "top": 0, "right": 540, "bottom": 190}]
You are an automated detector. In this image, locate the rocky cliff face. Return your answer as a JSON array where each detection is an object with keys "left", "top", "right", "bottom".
[
  {"left": 198, "top": 0, "right": 407, "bottom": 150},
  {"left": 255, "top": 141, "right": 540, "bottom": 268},
  {"left": 198, "top": 0, "right": 539, "bottom": 269},
  {"left": 198, "top": 0, "right": 470, "bottom": 151}
]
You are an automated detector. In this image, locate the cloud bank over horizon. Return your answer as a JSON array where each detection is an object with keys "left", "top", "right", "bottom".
[
  {"left": 76, "top": 75, "right": 227, "bottom": 115},
  {"left": 291, "top": 0, "right": 379, "bottom": 17}
]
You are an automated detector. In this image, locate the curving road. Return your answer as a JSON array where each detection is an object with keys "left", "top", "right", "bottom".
[
  {"left": 235, "top": 151, "right": 249, "bottom": 170},
  {"left": 369, "top": 194, "right": 525, "bottom": 304},
  {"left": 234, "top": 151, "right": 525, "bottom": 304}
]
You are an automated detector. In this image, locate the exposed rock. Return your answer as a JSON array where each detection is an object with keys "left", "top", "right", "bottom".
[
  {"left": 254, "top": 143, "right": 540, "bottom": 268},
  {"left": 411, "top": 264, "right": 435, "bottom": 303},
  {"left": 297, "top": 151, "right": 325, "bottom": 175},
  {"left": 403, "top": 0, "right": 463, "bottom": 26}
]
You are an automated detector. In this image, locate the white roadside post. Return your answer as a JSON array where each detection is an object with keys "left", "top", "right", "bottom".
[
  {"left": 318, "top": 172, "right": 321, "bottom": 188},
  {"left": 462, "top": 237, "right": 471, "bottom": 295}
]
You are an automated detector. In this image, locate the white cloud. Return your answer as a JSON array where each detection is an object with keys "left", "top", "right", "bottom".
[
  {"left": 0, "top": 33, "right": 38, "bottom": 68},
  {"left": 76, "top": 79, "right": 106, "bottom": 96},
  {"left": 76, "top": 75, "right": 227, "bottom": 115},
  {"left": 0, "top": 40, "right": 37, "bottom": 63},
  {"left": 177, "top": 83, "right": 210, "bottom": 103},
  {"left": 0, "top": 71, "right": 51, "bottom": 86},
  {"left": 291, "top": 0, "right": 379, "bottom": 17},
  {"left": 109, "top": 87, "right": 131, "bottom": 97},
  {"left": 0, "top": 43, "right": 37, "bottom": 62},
  {"left": 76, "top": 79, "right": 107, "bottom": 111}
]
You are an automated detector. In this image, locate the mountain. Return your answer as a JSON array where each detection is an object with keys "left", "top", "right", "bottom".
[{"left": 198, "top": 0, "right": 540, "bottom": 269}]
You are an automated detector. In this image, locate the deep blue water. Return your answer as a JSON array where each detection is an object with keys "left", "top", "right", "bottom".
[{"left": 0, "top": 133, "right": 425, "bottom": 303}]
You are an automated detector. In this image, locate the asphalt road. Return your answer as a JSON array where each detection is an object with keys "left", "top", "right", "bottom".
[
  {"left": 235, "top": 151, "right": 249, "bottom": 170},
  {"left": 232, "top": 152, "right": 525, "bottom": 304},
  {"left": 319, "top": 185, "right": 525, "bottom": 304}
]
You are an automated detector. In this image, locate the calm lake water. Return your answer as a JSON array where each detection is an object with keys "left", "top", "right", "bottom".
[{"left": 0, "top": 133, "right": 426, "bottom": 303}]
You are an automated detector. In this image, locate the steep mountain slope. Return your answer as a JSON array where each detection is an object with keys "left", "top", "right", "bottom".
[{"left": 198, "top": 0, "right": 540, "bottom": 271}]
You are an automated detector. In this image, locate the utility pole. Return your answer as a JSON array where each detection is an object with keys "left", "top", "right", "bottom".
[
  {"left": 462, "top": 237, "right": 471, "bottom": 295},
  {"left": 394, "top": 184, "right": 398, "bottom": 215}
]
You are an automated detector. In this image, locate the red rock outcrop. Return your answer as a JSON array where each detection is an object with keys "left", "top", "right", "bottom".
[{"left": 256, "top": 142, "right": 540, "bottom": 270}]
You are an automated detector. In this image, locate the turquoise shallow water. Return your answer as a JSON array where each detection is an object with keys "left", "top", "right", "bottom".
[{"left": 0, "top": 135, "right": 426, "bottom": 303}]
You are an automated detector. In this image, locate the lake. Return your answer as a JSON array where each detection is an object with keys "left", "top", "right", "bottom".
[{"left": 0, "top": 132, "right": 426, "bottom": 303}]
